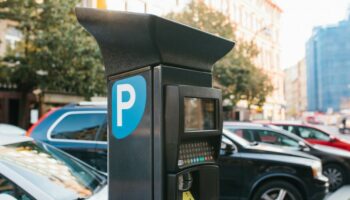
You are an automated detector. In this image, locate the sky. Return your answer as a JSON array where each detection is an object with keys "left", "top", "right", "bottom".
[{"left": 279, "top": 0, "right": 350, "bottom": 68}]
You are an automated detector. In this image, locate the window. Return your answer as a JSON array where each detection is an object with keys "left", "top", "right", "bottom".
[
  {"left": 51, "top": 113, "right": 106, "bottom": 141},
  {"left": 98, "top": 121, "right": 108, "bottom": 142},
  {"left": 253, "top": 130, "right": 299, "bottom": 147},
  {"left": 226, "top": 129, "right": 255, "bottom": 142},
  {"left": 283, "top": 125, "right": 298, "bottom": 135},
  {"left": 5, "top": 26, "right": 21, "bottom": 50},
  {"left": 254, "top": 130, "right": 277, "bottom": 143},
  {"left": 0, "top": 174, "right": 33, "bottom": 200},
  {"left": 298, "top": 127, "right": 330, "bottom": 141}
]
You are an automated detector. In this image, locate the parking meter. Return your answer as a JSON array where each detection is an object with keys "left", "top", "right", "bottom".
[{"left": 76, "top": 8, "right": 234, "bottom": 200}]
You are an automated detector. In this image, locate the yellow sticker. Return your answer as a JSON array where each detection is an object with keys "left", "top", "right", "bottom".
[{"left": 182, "top": 191, "right": 195, "bottom": 200}]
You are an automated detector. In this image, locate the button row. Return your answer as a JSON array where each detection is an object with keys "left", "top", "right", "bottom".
[
  {"left": 178, "top": 140, "right": 215, "bottom": 167},
  {"left": 179, "top": 156, "right": 214, "bottom": 166}
]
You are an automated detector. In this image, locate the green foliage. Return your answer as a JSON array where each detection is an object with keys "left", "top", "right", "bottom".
[
  {"left": 0, "top": 0, "right": 105, "bottom": 98},
  {"left": 166, "top": 0, "right": 273, "bottom": 108}
]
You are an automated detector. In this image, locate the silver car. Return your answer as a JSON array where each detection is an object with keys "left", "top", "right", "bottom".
[{"left": 0, "top": 136, "right": 107, "bottom": 200}]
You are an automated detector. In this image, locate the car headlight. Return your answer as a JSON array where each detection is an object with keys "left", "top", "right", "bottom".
[{"left": 312, "top": 162, "right": 323, "bottom": 178}]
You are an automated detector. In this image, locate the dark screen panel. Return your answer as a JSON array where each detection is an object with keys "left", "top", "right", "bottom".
[{"left": 184, "top": 98, "right": 216, "bottom": 132}]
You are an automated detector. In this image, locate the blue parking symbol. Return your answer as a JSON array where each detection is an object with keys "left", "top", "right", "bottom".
[{"left": 111, "top": 75, "right": 147, "bottom": 139}]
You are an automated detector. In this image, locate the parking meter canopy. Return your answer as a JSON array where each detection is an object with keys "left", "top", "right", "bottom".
[{"left": 75, "top": 7, "right": 234, "bottom": 75}]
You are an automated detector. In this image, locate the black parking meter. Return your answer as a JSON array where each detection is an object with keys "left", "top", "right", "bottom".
[{"left": 76, "top": 8, "right": 234, "bottom": 200}]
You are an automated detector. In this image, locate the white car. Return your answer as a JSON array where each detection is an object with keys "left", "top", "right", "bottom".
[
  {"left": 0, "top": 135, "right": 107, "bottom": 200},
  {"left": 0, "top": 124, "right": 26, "bottom": 136}
]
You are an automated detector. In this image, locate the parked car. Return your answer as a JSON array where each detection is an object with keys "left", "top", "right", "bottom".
[
  {"left": 271, "top": 122, "right": 350, "bottom": 152},
  {"left": 0, "top": 124, "right": 25, "bottom": 136},
  {"left": 220, "top": 129, "right": 328, "bottom": 200},
  {"left": 0, "top": 135, "right": 107, "bottom": 200},
  {"left": 225, "top": 122, "right": 350, "bottom": 191},
  {"left": 27, "top": 102, "right": 108, "bottom": 172}
]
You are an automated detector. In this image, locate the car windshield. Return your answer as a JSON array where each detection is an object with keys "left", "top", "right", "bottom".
[{"left": 0, "top": 141, "right": 106, "bottom": 199}]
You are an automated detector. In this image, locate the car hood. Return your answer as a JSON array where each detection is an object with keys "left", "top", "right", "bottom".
[
  {"left": 246, "top": 143, "right": 320, "bottom": 161},
  {"left": 234, "top": 152, "right": 320, "bottom": 168},
  {"left": 313, "top": 144, "right": 350, "bottom": 159}
]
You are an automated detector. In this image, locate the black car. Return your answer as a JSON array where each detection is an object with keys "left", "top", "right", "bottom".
[
  {"left": 225, "top": 122, "right": 350, "bottom": 191},
  {"left": 220, "top": 129, "right": 328, "bottom": 200}
]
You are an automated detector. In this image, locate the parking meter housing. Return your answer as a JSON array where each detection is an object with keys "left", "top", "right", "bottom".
[{"left": 76, "top": 7, "right": 234, "bottom": 200}]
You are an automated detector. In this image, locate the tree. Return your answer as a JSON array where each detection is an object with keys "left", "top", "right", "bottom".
[
  {"left": 0, "top": 0, "right": 105, "bottom": 126},
  {"left": 166, "top": 0, "right": 273, "bottom": 109}
]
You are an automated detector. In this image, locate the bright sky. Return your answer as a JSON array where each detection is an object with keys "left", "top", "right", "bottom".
[{"left": 279, "top": 0, "right": 350, "bottom": 68}]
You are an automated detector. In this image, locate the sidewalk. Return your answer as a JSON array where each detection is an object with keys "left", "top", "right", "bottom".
[{"left": 327, "top": 186, "right": 350, "bottom": 200}]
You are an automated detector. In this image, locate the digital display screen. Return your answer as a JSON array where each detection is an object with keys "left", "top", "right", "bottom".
[{"left": 184, "top": 98, "right": 216, "bottom": 132}]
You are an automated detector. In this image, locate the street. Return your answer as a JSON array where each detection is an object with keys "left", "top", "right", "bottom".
[{"left": 327, "top": 186, "right": 350, "bottom": 200}]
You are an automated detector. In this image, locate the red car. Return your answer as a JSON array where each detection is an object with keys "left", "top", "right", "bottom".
[{"left": 271, "top": 123, "right": 350, "bottom": 152}]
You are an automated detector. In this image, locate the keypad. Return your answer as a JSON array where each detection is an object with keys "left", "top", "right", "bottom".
[{"left": 178, "top": 140, "right": 215, "bottom": 167}]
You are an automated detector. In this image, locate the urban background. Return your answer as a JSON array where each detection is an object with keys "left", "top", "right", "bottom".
[{"left": 0, "top": 0, "right": 349, "bottom": 129}]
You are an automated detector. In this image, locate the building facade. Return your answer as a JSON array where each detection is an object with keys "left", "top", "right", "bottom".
[
  {"left": 207, "top": 0, "right": 284, "bottom": 120},
  {"left": 306, "top": 14, "right": 350, "bottom": 112},
  {"left": 284, "top": 59, "right": 307, "bottom": 119},
  {"left": 81, "top": 0, "right": 189, "bottom": 15}
]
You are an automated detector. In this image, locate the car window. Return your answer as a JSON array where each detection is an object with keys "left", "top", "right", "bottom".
[
  {"left": 282, "top": 125, "right": 298, "bottom": 135},
  {"left": 98, "top": 121, "right": 107, "bottom": 142},
  {"left": 298, "top": 127, "right": 330, "bottom": 141},
  {"left": 253, "top": 130, "right": 299, "bottom": 147},
  {"left": 223, "top": 129, "right": 251, "bottom": 147},
  {"left": 0, "top": 174, "right": 33, "bottom": 200},
  {"left": 228, "top": 129, "right": 255, "bottom": 142},
  {"left": 51, "top": 113, "right": 106, "bottom": 141}
]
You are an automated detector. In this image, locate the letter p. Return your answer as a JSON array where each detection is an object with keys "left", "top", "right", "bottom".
[{"left": 117, "top": 84, "right": 136, "bottom": 127}]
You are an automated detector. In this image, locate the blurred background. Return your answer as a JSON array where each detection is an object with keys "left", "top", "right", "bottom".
[{"left": 0, "top": 0, "right": 350, "bottom": 130}]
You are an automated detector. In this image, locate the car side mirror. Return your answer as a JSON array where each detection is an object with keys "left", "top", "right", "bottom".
[
  {"left": 0, "top": 194, "right": 18, "bottom": 200},
  {"left": 298, "top": 141, "right": 310, "bottom": 151},
  {"left": 221, "top": 138, "right": 236, "bottom": 155}
]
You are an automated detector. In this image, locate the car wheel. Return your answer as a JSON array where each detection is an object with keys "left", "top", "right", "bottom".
[
  {"left": 252, "top": 180, "right": 302, "bottom": 200},
  {"left": 323, "top": 164, "right": 345, "bottom": 191}
]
